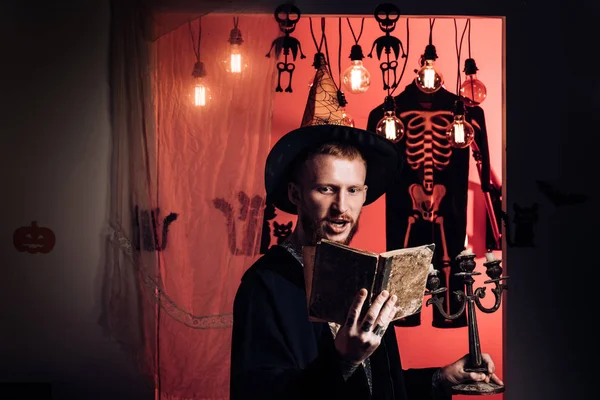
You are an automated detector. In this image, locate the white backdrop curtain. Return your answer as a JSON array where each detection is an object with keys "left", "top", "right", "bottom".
[{"left": 103, "top": 1, "right": 279, "bottom": 398}]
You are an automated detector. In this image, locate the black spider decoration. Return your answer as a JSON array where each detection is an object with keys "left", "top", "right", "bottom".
[
  {"left": 265, "top": 3, "right": 307, "bottom": 92},
  {"left": 368, "top": 3, "right": 407, "bottom": 90}
]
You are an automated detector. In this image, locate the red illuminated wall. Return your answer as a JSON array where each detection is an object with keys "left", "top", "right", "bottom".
[{"left": 269, "top": 16, "right": 504, "bottom": 400}]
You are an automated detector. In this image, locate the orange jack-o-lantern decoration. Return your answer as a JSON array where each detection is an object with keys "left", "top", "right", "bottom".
[{"left": 13, "top": 221, "right": 56, "bottom": 254}]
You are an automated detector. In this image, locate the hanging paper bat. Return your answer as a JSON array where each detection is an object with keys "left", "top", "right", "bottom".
[{"left": 535, "top": 180, "right": 588, "bottom": 207}]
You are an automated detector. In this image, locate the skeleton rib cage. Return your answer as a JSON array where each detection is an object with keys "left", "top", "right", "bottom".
[{"left": 400, "top": 110, "right": 454, "bottom": 192}]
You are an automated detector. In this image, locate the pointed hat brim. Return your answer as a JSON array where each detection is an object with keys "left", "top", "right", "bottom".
[{"left": 264, "top": 124, "right": 403, "bottom": 214}]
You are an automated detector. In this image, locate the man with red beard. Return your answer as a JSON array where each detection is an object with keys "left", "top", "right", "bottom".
[{"left": 230, "top": 125, "right": 502, "bottom": 400}]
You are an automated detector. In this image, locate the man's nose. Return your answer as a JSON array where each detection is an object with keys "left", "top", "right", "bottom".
[{"left": 332, "top": 191, "right": 348, "bottom": 214}]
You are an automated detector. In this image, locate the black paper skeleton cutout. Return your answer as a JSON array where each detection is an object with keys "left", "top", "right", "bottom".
[
  {"left": 265, "top": 3, "right": 307, "bottom": 92},
  {"left": 368, "top": 3, "right": 407, "bottom": 90}
]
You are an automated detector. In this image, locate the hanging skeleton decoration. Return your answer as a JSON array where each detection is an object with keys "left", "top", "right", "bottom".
[
  {"left": 368, "top": 3, "right": 407, "bottom": 90},
  {"left": 402, "top": 109, "right": 453, "bottom": 261},
  {"left": 367, "top": 81, "right": 492, "bottom": 329},
  {"left": 265, "top": 3, "right": 307, "bottom": 92}
]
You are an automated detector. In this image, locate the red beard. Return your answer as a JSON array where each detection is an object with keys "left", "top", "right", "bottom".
[{"left": 300, "top": 213, "right": 360, "bottom": 246}]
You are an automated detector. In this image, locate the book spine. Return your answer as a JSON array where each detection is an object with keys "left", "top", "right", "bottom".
[{"left": 371, "top": 257, "right": 392, "bottom": 301}]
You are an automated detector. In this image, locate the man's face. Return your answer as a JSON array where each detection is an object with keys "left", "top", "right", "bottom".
[{"left": 289, "top": 154, "right": 368, "bottom": 246}]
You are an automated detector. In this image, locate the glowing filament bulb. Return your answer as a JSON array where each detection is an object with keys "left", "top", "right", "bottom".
[
  {"left": 342, "top": 59, "right": 371, "bottom": 94},
  {"left": 415, "top": 59, "right": 443, "bottom": 94},
  {"left": 454, "top": 123, "right": 465, "bottom": 143},
  {"left": 222, "top": 23, "right": 247, "bottom": 75},
  {"left": 375, "top": 111, "right": 405, "bottom": 143},
  {"left": 230, "top": 44, "right": 242, "bottom": 73},
  {"left": 190, "top": 60, "right": 211, "bottom": 107},
  {"left": 194, "top": 85, "right": 206, "bottom": 106},
  {"left": 424, "top": 67, "right": 436, "bottom": 89},
  {"left": 385, "top": 119, "right": 396, "bottom": 139},
  {"left": 222, "top": 43, "right": 247, "bottom": 74},
  {"left": 446, "top": 115, "right": 474, "bottom": 148},
  {"left": 192, "top": 79, "right": 211, "bottom": 107},
  {"left": 351, "top": 69, "right": 362, "bottom": 90}
]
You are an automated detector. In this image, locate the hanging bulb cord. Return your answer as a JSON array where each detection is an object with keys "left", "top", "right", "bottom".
[
  {"left": 309, "top": 17, "right": 325, "bottom": 53},
  {"left": 309, "top": 18, "right": 335, "bottom": 83},
  {"left": 419, "top": 18, "right": 438, "bottom": 67},
  {"left": 346, "top": 17, "right": 365, "bottom": 46},
  {"left": 467, "top": 18, "right": 472, "bottom": 59},
  {"left": 429, "top": 18, "right": 435, "bottom": 45},
  {"left": 346, "top": 18, "right": 366, "bottom": 62},
  {"left": 188, "top": 18, "right": 202, "bottom": 63},
  {"left": 188, "top": 18, "right": 206, "bottom": 77},
  {"left": 338, "top": 17, "right": 342, "bottom": 90},
  {"left": 322, "top": 19, "right": 336, "bottom": 90},
  {"left": 454, "top": 18, "right": 470, "bottom": 95},
  {"left": 336, "top": 17, "right": 347, "bottom": 106}
]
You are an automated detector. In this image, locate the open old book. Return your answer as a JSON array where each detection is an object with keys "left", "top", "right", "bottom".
[{"left": 302, "top": 240, "right": 435, "bottom": 325}]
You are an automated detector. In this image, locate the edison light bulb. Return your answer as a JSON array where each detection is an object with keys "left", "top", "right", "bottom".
[
  {"left": 459, "top": 58, "right": 486, "bottom": 106},
  {"left": 376, "top": 111, "right": 405, "bottom": 143},
  {"left": 342, "top": 45, "right": 370, "bottom": 94},
  {"left": 446, "top": 115, "right": 475, "bottom": 148},
  {"left": 340, "top": 107, "right": 355, "bottom": 127},
  {"left": 192, "top": 78, "right": 211, "bottom": 107},
  {"left": 415, "top": 59, "right": 443, "bottom": 94},
  {"left": 222, "top": 43, "right": 248, "bottom": 74},
  {"left": 342, "top": 60, "right": 371, "bottom": 94},
  {"left": 460, "top": 74, "right": 487, "bottom": 106},
  {"left": 221, "top": 24, "right": 247, "bottom": 74},
  {"left": 190, "top": 61, "right": 211, "bottom": 107}
]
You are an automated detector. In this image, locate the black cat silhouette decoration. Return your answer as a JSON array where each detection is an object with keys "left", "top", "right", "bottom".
[{"left": 501, "top": 203, "right": 538, "bottom": 248}]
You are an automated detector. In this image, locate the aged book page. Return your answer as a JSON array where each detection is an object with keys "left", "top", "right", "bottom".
[{"left": 379, "top": 244, "right": 435, "bottom": 321}]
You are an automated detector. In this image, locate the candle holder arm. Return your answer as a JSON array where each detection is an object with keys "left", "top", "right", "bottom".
[
  {"left": 473, "top": 279, "right": 508, "bottom": 313},
  {"left": 425, "top": 287, "right": 468, "bottom": 320}
]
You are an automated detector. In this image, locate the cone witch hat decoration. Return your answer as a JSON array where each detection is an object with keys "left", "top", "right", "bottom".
[{"left": 300, "top": 53, "right": 353, "bottom": 127}]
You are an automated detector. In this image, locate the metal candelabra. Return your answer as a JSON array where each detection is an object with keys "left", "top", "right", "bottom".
[{"left": 425, "top": 250, "right": 508, "bottom": 395}]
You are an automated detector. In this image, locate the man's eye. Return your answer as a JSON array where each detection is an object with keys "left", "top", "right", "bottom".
[
  {"left": 318, "top": 187, "right": 333, "bottom": 193},
  {"left": 348, "top": 187, "right": 361, "bottom": 194}
]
